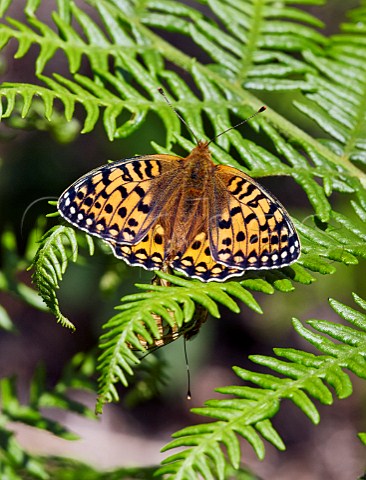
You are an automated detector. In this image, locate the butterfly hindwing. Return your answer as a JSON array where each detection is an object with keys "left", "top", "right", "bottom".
[
  {"left": 171, "top": 231, "right": 245, "bottom": 282},
  {"left": 108, "top": 224, "right": 166, "bottom": 270}
]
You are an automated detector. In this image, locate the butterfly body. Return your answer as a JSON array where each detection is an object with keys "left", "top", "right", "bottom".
[
  {"left": 158, "top": 142, "right": 214, "bottom": 258},
  {"left": 58, "top": 141, "right": 300, "bottom": 282}
]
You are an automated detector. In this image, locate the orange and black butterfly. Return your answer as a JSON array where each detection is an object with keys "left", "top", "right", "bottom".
[{"left": 58, "top": 103, "right": 300, "bottom": 283}]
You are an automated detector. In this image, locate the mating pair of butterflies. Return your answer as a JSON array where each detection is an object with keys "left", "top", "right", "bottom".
[{"left": 57, "top": 137, "right": 300, "bottom": 282}]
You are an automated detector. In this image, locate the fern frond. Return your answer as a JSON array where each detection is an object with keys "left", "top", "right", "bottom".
[
  {"left": 1, "top": 0, "right": 364, "bottom": 209},
  {"left": 96, "top": 272, "right": 263, "bottom": 413},
  {"left": 0, "top": 0, "right": 326, "bottom": 79},
  {"left": 294, "top": 201, "right": 366, "bottom": 274},
  {"left": 30, "top": 225, "right": 94, "bottom": 330},
  {"left": 293, "top": 5, "right": 366, "bottom": 173},
  {"left": 7, "top": 99, "right": 80, "bottom": 143},
  {"left": 157, "top": 292, "right": 366, "bottom": 479},
  {"left": 0, "top": 76, "right": 110, "bottom": 137},
  {"left": 0, "top": 353, "right": 95, "bottom": 479}
]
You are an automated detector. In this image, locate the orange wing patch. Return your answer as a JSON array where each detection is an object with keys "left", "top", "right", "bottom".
[
  {"left": 108, "top": 224, "right": 166, "bottom": 271},
  {"left": 172, "top": 231, "right": 244, "bottom": 282}
]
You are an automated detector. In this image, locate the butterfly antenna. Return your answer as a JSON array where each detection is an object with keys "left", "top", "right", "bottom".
[
  {"left": 183, "top": 338, "right": 192, "bottom": 400},
  {"left": 158, "top": 87, "right": 199, "bottom": 145},
  {"left": 207, "top": 105, "right": 266, "bottom": 146},
  {"left": 21, "top": 196, "right": 58, "bottom": 239}
]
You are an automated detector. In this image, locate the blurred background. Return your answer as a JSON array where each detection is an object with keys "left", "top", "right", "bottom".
[{"left": 0, "top": 1, "right": 365, "bottom": 479}]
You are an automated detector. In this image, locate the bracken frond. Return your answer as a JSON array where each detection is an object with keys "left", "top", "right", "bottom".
[
  {"left": 157, "top": 293, "right": 366, "bottom": 479},
  {"left": 29, "top": 225, "right": 94, "bottom": 330}
]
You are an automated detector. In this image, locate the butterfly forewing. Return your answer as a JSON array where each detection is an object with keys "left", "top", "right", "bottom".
[{"left": 58, "top": 155, "right": 182, "bottom": 245}]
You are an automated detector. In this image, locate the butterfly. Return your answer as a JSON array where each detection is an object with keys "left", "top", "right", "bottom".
[{"left": 57, "top": 113, "right": 300, "bottom": 282}]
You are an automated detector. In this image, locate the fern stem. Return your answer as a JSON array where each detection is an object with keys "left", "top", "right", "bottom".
[{"left": 237, "top": 0, "right": 265, "bottom": 82}]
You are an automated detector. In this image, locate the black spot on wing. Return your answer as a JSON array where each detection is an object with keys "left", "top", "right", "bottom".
[{"left": 218, "top": 218, "right": 232, "bottom": 229}]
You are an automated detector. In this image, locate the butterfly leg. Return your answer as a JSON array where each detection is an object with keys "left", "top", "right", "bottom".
[{"left": 151, "top": 263, "right": 173, "bottom": 287}]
